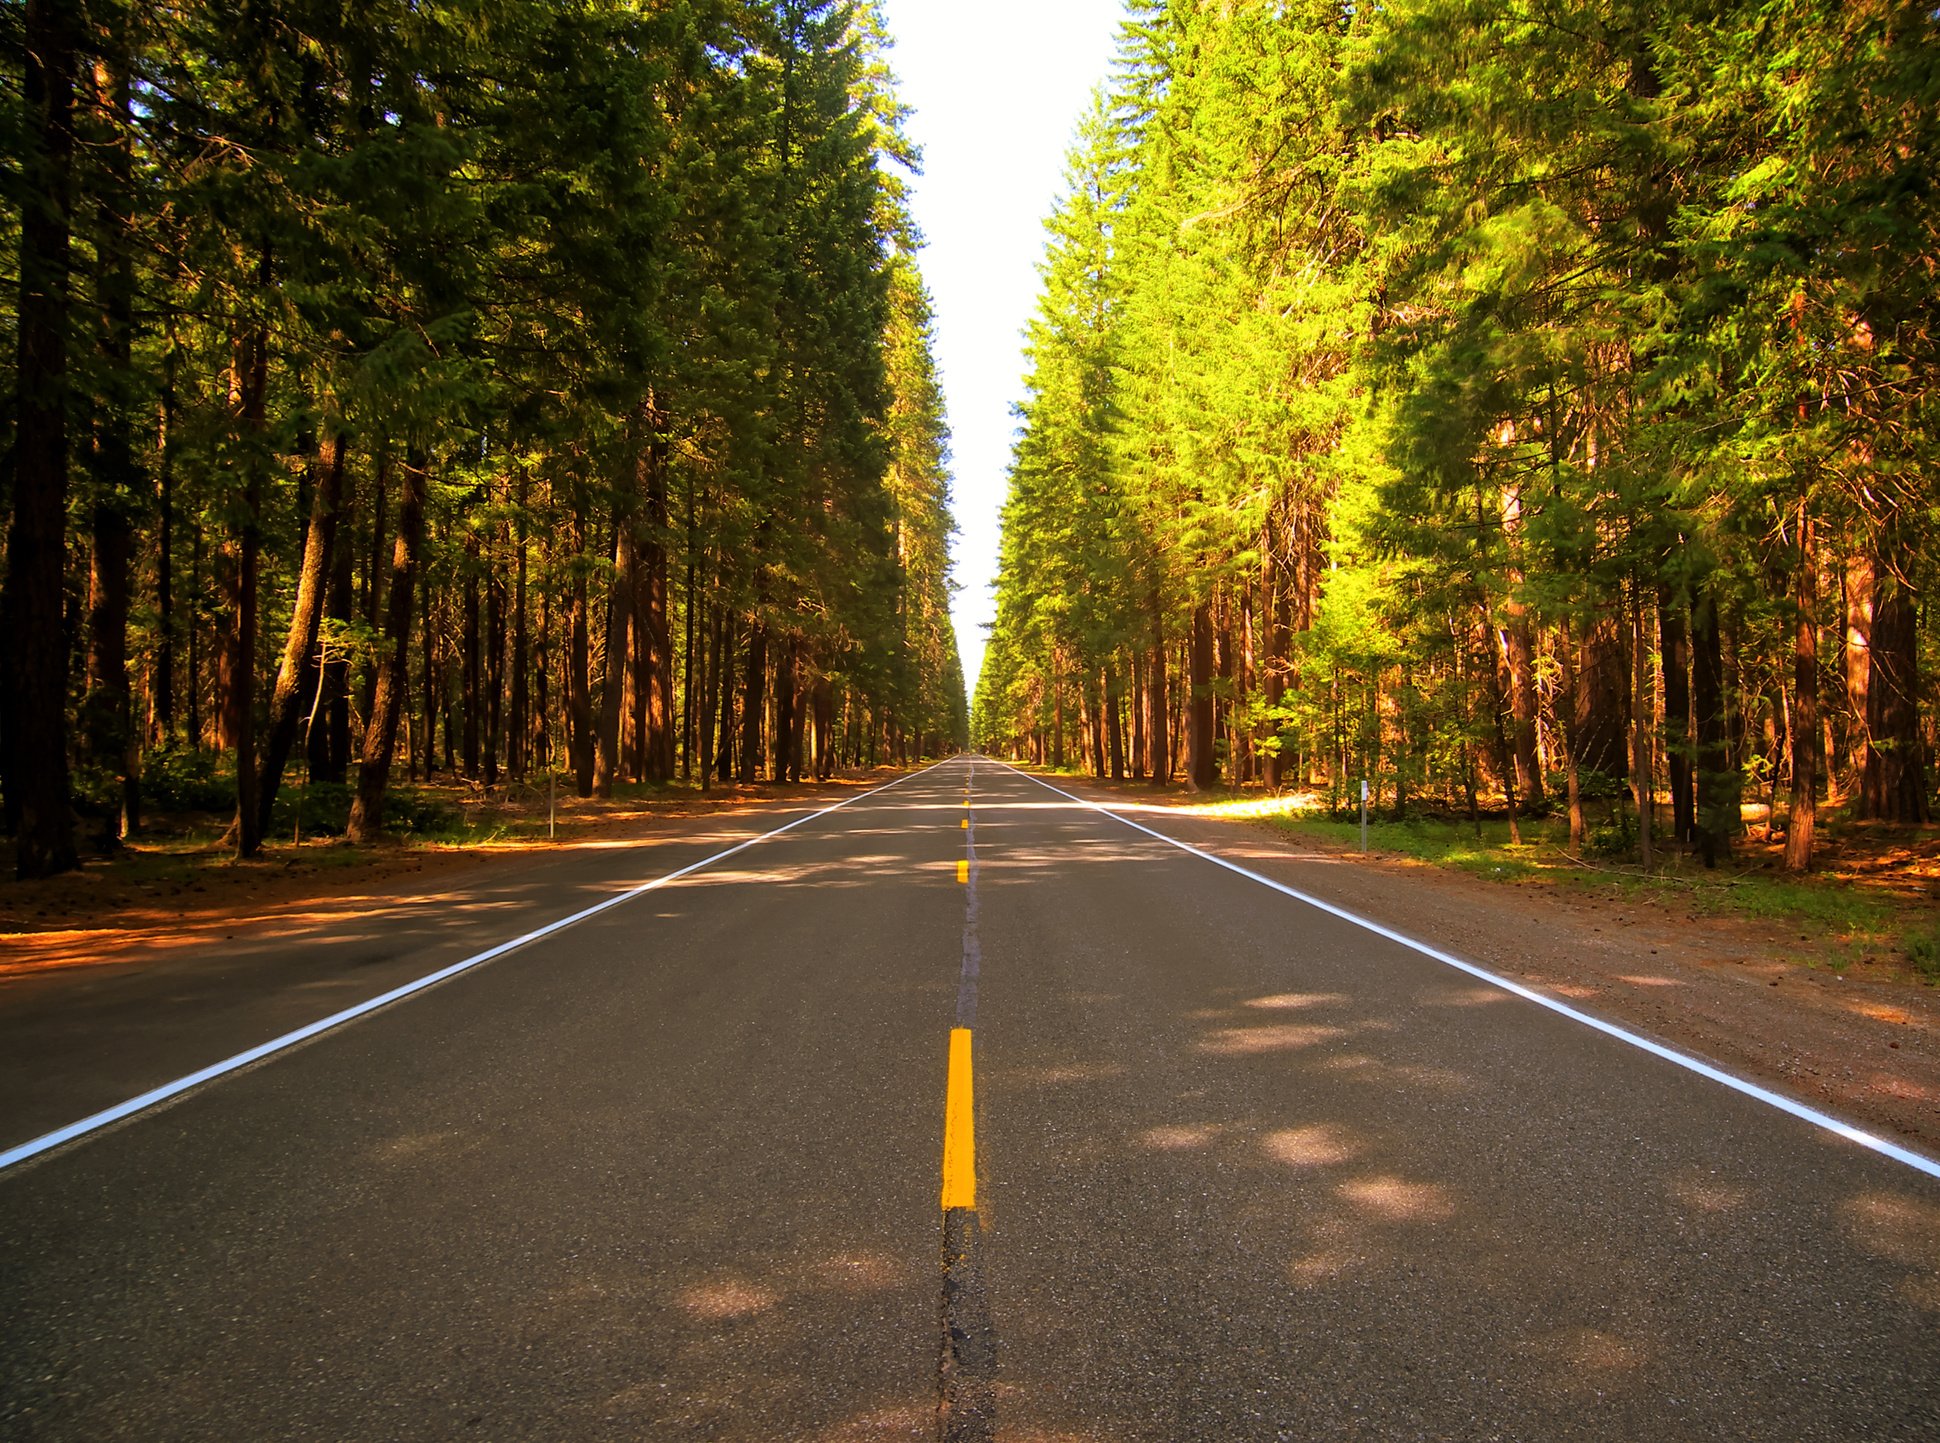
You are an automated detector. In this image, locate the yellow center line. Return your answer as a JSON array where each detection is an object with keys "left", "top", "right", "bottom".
[
  {"left": 941, "top": 1027, "right": 976, "bottom": 1210},
  {"left": 957, "top": 859, "right": 969, "bottom": 883},
  {"left": 961, "top": 817, "right": 968, "bottom": 829}
]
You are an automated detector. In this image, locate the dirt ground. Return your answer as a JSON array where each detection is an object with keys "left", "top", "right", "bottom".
[
  {"left": 3, "top": 765, "right": 1936, "bottom": 1164},
  {"left": 0, "top": 777, "right": 883, "bottom": 978}
]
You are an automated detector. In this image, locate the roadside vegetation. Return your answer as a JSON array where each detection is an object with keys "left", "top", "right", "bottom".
[
  {"left": 974, "top": 1, "right": 1936, "bottom": 896},
  {"left": 1141, "top": 786, "right": 1940, "bottom": 985},
  {"left": 3, "top": 1, "right": 969, "bottom": 884}
]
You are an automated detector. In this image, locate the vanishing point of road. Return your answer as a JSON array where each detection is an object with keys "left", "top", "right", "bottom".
[{"left": 3, "top": 757, "right": 1936, "bottom": 1440}]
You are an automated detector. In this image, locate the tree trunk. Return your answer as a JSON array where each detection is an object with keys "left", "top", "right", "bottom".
[
  {"left": 257, "top": 431, "right": 346, "bottom": 837},
  {"left": 86, "top": 487, "right": 137, "bottom": 841},
  {"left": 1784, "top": 511, "right": 1819, "bottom": 872},
  {"left": 420, "top": 558, "right": 437, "bottom": 779},
  {"left": 1660, "top": 585, "right": 1693, "bottom": 846},
  {"left": 740, "top": 618, "right": 767, "bottom": 783},
  {"left": 1860, "top": 514, "right": 1928, "bottom": 822},
  {"left": 1844, "top": 552, "right": 1873, "bottom": 797},
  {"left": 1573, "top": 611, "right": 1630, "bottom": 780},
  {"left": 1051, "top": 668, "right": 1065, "bottom": 769},
  {"left": 462, "top": 534, "right": 481, "bottom": 778},
  {"left": 1263, "top": 577, "right": 1290, "bottom": 789},
  {"left": 1147, "top": 589, "right": 1168, "bottom": 784},
  {"left": 153, "top": 348, "right": 178, "bottom": 745},
  {"left": 595, "top": 522, "right": 636, "bottom": 798},
  {"left": 84, "top": 54, "right": 142, "bottom": 837},
  {"left": 1692, "top": 583, "right": 1734, "bottom": 867},
  {"left": 642, "top": 400, "right": 675, "bottom": 780},
  {"left": 1087, "top": 674, "right": 1105, "bottom": 778},
  {"left": 1188, "top": 601, "right": 1216, "bottom": 790},
  {"left": 3, "top": 0, "right": 80, "bottom": 874},
  {"left": 773, "top": 635, "right": 798, "bottom": 782},
  {"left": 567, "top": 505, "right": 596, "bottom": 796},
  {"left": 1628, "top": 584, "right": 1652, "bottom": 869},
  {"left": 308, "top": 472, "right": 355, "bottom": 784},
  {"left": 229, "top": 290, "right": 271, "bottom": 859},
  {"left": 348, "top": 450, "right": 427, "bottom": 842},
  {"left": 485, "top": 555, "right": 504, "bottom": 787},
  {"left": 1502, "top": 607, "right": 1543, "bottom": 808},
  {"left": 1106, "top": 663, "right": 1126, "bottom": 780},
  {"left": 509, "top": 477, "right": 529, "bottom": 779}
]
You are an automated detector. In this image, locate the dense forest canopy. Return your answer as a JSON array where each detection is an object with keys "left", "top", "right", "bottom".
[
  {"left": 976, "top": 0, "right": 1937, "bottom": 872},
  {"left": 1, "top": 0, "right": 968, "bottom": 878}
]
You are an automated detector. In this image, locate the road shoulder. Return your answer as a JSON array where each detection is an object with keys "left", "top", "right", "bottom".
[{"left": 1035, "top": 771, "right": 1940, "bottom": 1162}]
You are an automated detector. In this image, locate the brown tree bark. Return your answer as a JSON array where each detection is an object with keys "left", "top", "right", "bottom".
[
  {"left": 509, "top": 474, "right": 529, "bottom": 779},
  {"left": 567, "top": 505, "right": 596, "bottom": 796},
  {"left": 84, "top": 498, "right": 136, "bottom": 837},
  {"left": 1692, "top": 585, "right": 1734, "bottom": 867},
  {"left": 1659, "top": 586, "right": 1693, "bottom": 846},
  {"left": 1628, "top": 586, "right": 1652, "bottom": 869},
  {"left": 815, "top": 676, "right": 834, "bottom": 779},
  {"left": 306, "top": 460, "right": 355, "bottom": 784},
  {"left": 3, "top": 0, "right": 80, "bottom": 874},
  {"left": 256, "top": 431, "right": 347, "bottom": 837},
  {"left": 1572, "top": 612, "right": 1630, "bottom": 780},
  {"left": 641, "top": 400, "right": 675, "bottom": 780},
  {"left": 739, "top": 619, "right": 767, "bottom": 783},
  {"left": 1188, "top": 601, "right": 1216, "bottom": 791},
  {"left": 1105, "top": 663, "right": 1125, "bottom": 780},
  {"left": 1147, "top": 589, "right": 1168, "bottom": 784},
  {"left": 595, "top": 522, "right": 637, "bottom": 798},
  {"left": 228, "top": 285, "right": 271, "bottom": 859},
  {"left": 1557, "top": 616, "right": 1586, "bottom": 856},
  {"left": 1501, "top": 607, "right": 1543, "bottom": 809},
  {"left": 348, "top": 450, "right": 427, "bottom": 842},
  {"left": 83, "top": 53, "right": 142, "bottom": 838},
  {"left": 358, "top": 455, "right": 389, "bottom": 729},
  {"left": 1263, "top": 562, "right": 1290, "bottom": 788},
  {"left": 152, "top": 347, "right": 178, "bottom": 745},
  {"left": 1784, "top": 511, "right": 1819, "bottom": 872},
  {"left": 1860, "top": 515, "right": 1928, "bottom": 822},
  {"left": 773, "top": 635, "right": 799, "bottom": 782},
  {"left": 1844, "top": 553, "right": 1873, "bottom": 794},
  {"left": 485, "top": 559, "right": 503, "bottom": 787},
  {"left": 1086, "top": 674, "right": 1105, "bottom": 779},
  {"left": 462, "top": 532, "right": 481, "bottom": 778},
  {"left": 419, "top": 560, "right": 437, "bottom": 779}
]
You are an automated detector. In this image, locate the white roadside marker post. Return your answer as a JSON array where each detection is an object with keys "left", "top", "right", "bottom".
[{"left": 1360, "top": 778, "right": 1369, "bottom": 854}]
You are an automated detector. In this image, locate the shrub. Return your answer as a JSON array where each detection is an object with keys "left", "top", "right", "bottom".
[{"left": 141, "top": 749, "right": 237, "bottom": 813}]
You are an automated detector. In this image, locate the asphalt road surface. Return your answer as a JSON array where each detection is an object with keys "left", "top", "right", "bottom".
[{"left": 3, "top": 757, "right": 1937, "bottom": 1441}]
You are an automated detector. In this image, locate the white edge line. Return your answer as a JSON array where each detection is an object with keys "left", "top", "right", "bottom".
[
  {"left": 1001, "top": 762, "right": 1940, "bottom": 1184},
  {"left": 0, "top": 761, "right": 949, "bottom": 1174}
]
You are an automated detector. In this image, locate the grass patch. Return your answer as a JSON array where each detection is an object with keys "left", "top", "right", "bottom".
[
  {"left": 1207, "top": 799, "right": 1905, "bottom": 944},
  {"left": 1907, "top": 921, "right": 1940, "bottom": 983}
]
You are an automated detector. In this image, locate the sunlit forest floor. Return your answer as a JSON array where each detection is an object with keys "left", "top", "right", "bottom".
[
  {"left": 1068, "top": 776, "right": 1940, "bottom": 990},
  {"left": 0, "top": 770, "right": 902, "bottom": 975}
]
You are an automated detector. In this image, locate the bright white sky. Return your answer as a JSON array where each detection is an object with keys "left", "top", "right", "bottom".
[{"left": 877, "top": 1, "right": 1126, "bottom": 698}]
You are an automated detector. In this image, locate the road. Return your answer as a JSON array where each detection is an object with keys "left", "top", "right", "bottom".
[{"left": 2, "top": 757, "right": 1936, "bottom": 1441}]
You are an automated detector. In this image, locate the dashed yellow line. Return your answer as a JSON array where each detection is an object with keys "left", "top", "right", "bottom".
[
  {"left": 957, "top": 859, "right": 969, "bottom": 883},
  {"left": 941, "top": 1027, "right": 976, "bottom": 1210}
]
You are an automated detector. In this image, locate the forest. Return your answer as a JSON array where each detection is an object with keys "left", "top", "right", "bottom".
[
  {"left": 2, "top": 0, "right": 968, "bottom": 879},
  {"left": 977, "top": 0, "right": 1936, "bottom": 872}
]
